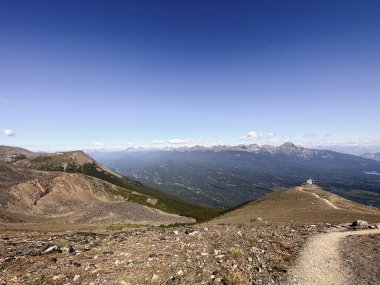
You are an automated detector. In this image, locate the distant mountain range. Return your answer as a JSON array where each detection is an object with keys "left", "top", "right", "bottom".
[
  {"left": 90, "top": 142, "right": 380, "bottom": 209},
  {"left": 313, "top": 145, "right": 380, "bottom": 156},
  {"left": 361, "top": 152, "right": 380, "bottom": 161}
]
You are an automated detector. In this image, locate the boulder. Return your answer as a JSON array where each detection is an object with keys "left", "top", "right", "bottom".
[{"left": 351, "top": 220, "right": 369, "bottom": 228}]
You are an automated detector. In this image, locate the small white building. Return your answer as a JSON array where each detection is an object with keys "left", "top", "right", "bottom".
[{"left": 306, "top": 179, "right": 315, "bottom": 185}]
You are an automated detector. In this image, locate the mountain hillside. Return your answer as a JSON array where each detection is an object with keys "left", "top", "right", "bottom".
[
  {"left": 0, "top": 162, "right": 194, "bottom": 224},
  {"left": 19, "top": 150, "right": 121, "bottom": 176},
  {"left": 212, "top": 184, "right": 380, "bottom": 224},
  {"left": 20, "top": 150, "right": 218, "bottom": 221},
  {"left": 361, "top": 152, "right": 380, "bottom": 161},
  {"left": 0, "top": 146, "right": 218, "bottom": 222},
  {"left": 90, "top": 143, "right": 380, "bottom": 208},
  {"left": 0, "top": 145, "right": 37, "bottom": 163}
]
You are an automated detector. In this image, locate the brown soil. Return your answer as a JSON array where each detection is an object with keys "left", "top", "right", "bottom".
[
  {"left": 0, "top": 223, "right": 327, "bottom": 285},
  {"left": 341, "top": 232, "right": 380, "bottom": 285}
]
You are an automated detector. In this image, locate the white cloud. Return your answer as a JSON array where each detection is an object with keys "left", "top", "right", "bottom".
[
  {"left": 93, "top": 142, "right": 105, "bottom": 146},
  {"left": 168, "top": 139, "right": 189, "bottom": 144},
  {"left": 2, "top": 129, "right": 15, "bottom": 137},
  {"left": 240, "top": 131, "right": 257, "bottom": 140},
  {"left": 152, "top": 140, "right": 164, "bottom": 145},
  {"left": 247, "top": 131, "right": 257, "bottom": 138}
]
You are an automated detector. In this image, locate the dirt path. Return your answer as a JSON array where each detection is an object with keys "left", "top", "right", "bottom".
[
  {"left": 286, "top": 229, "right": 380, "bottom": 285},
  {"left": 310, "top": 192, "right": 340, "bottom": 209},
  {"left": 297, "top": 186, "right": 340, "bottom": 210}
]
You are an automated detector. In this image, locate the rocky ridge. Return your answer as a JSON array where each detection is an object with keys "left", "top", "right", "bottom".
[{"left": 129, "top": 142, "right": 331, "bottom": 159}]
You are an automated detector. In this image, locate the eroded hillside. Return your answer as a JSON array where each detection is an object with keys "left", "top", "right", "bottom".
[
  {"left": 0, "top": 162, "right": 194, "bottom": 225},
  {"left": 0, "top": 146, "right": 215, "bottom": 225}
]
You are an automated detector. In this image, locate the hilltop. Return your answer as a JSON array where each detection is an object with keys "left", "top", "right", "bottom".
[
  {"left": 0, "top": 146, "right": 218, "bottom": 225},
  {"left": 0, "top": 145, "right": 37, "bottom": 163},
  {"left": 212, "top": 184, "right": 380, "bottom": 224},
  {"left": 18, "top": 150, "right": 121, "bottom": 176}
]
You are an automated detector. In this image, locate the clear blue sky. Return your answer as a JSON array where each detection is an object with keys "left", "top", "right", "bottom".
[{"left": 1, "top": 0, "right": 379, "bottom": 151}]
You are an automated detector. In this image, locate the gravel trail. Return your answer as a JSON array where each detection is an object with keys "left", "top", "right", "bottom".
[
  {"left": 286, "top": 229, "right": 380, "bottom": 285},
  {"left": 297, "top": 186, "right": 340, "bottom": 210},
  {"left": 310, "top": 192, "right": 340, "bottom": 209}
]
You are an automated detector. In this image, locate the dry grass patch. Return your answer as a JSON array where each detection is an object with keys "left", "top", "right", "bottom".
[
  {"left": 279, "top": 241, "right": 292, "bottom": 250},
  {"left": 272, "top": 259, "right": 290, "bottom": 272},
  {"left": 228, "top": 247, "right": 244, "bottom": 259},
  {"left": 221, "top": 270, "right": 244, "bottom": 285}
]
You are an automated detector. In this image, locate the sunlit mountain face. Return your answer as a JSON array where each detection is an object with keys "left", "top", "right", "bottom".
[{"left": 90, "top": 143, "right": 380, "bottom": 209}]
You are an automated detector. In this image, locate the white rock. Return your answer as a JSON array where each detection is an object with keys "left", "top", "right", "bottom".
[
  {"left": 52, "top": 274, "right": 65, "bottom": 280},
  {"left": 352, "top": 220, "right": 369, "bottom": 227},
  {"left": 44, "top": 245, "right": 58, "bottom": 254},
  {"left": 151, "top": 274, "right": 159, "bottom": 281}
]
